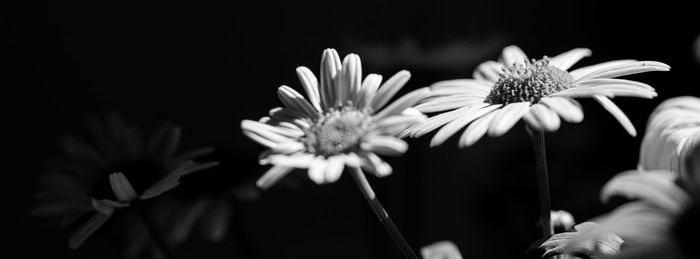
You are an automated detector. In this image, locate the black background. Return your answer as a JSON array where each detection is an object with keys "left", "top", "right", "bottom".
[{"left": 5, "top": 0, "right": 700, "bottom": 258}]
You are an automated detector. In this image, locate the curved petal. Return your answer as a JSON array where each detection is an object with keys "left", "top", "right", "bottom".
[
  {"left": 336, "top": 54, "right": 362, "bottom": 106},
  {"left": 601, "top": 170, "right": 690, "bottom": 213},
  {"left": 549, "top": 48, "right": 592, "bottom": 71},
  {"left": 371, "top": 70, "right": 411, "bottom": 112},
  {"left": 472, "top": 61, "right": 504, "bottom": 82},
  {"left": 257, "top": 165, "right": 294, "bottom": 189},
  {"left": 576, "top": 61, "right": 670, "bottom": 81},
  {"left": 374, "top": 87, "right": 430, "bottom": 120},
  {"left": 568, "top": 202, "right": 673, "bottom": 248},
  {"left": 527, "top": 104, "right": 561, "bottom": 132},
  {"left": 361, "top": 136, "right": 408, "bottom": 156},
  {"left": 539, "top": 97, "right": 584, "bottom": 123},
  {"left": 308, "top": 156, "right": 328, "bottom": 184},
  {"left": 278, "top": 85, "right": 320, "bottom": 119},
  {"left": 487, "top": 102, "right": 531, "bottom": 137},
  {"left": 296, "top": 66, "right": 321, "bottom": 111},
  {"left": 499, "top": 45, "right": 528, "bottom": 66},
  {"left": 430, "top": 104, "right": 499, "bottom": 147},
  {"left": 324, "top": 155, "right": 346, "bottom": 183},
  {"left": 319, "top": 48, "right": 342, "bottom": 109},
  {"left": 356, "top": 74, "right": 382, "bottom": 110},
  {"left": 415, "top": 96, "right": 486, "bottom": 113},
  {"left": 568, "top": 60, "right": 636, "bottom": 80},
  {"left": 359, "top": 151, "right": 392, "bottom": 177},
  {"left": 459, "top": 110, "right": 498, "bottom": 147},
  {"left": 592, "top": 95, "right": 637, "bottom": 136}
]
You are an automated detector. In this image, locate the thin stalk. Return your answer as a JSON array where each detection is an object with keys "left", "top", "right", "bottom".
[
  {"left": 135, "top": 207, "right": 174, "bottom": 259},
  {"left": 350, "top": 167, "right": 418, "bottom": 259},
  {"left": 530, "top": 129, "right": 553, "bottom": 237}
]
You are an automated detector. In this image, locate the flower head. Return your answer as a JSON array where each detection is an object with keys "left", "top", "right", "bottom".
[
  {"left": 543, "top": 96, "right": 700, "bottom": 259},
  {"left": 241, "top": 48, "right": 429, "bottom": 188},
  {"left": 33, "top": 115, "right": 218, "bottom": 251},
  {"left": 403, "top": 45, "right": 669, "bottom": 147}
]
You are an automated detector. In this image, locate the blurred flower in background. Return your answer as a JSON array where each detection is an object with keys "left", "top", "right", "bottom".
[
  {"left": 33, "top": 114, "right": 218, "bottom": 257},
  {"left": 542, "top": 96, "right": 700, "bottom": 259},
  {"left": 241, "top": 48, "right": 428, "bottom": 188},
  {"left": 403, "top": 45, "right": 669, "bottom": 147}
]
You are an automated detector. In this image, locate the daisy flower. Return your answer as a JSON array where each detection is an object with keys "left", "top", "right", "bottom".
[
  {"left": 241, "top": 48, "right": 427, "bottom": 258},
  {"left": 541, "top": 96, "right": 700, "bottom": 259},
  {"left": 33, "top": 115, "right": 218, "bottom": 256},
  {"left": 241, "top": 48, "right": 429, "bottom": 188},
  {"left": 403, "top": 45, "right": 669, "bottom": 147}
]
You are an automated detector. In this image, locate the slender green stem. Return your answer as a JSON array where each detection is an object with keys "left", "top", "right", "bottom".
[
  {"left": 350, "top": 167, "right": 418, "bottom": 259},
  {"left": 530, "top": 129, "right": 553, "bottom": 237},
  {"left": 135, "top": 207, "right": 173, "bottom": 259}
]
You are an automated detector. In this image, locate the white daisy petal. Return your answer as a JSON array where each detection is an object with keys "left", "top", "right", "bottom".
[
  {"left": 336, "top": 54, "right": 362, "bottom": 106},
  {"left": 370, "top": 70, "right": 411, "bottom": 112},
  {"left": 344, "top": 152, "right": 363, "bottom": 168},
  {"left": 430, "top": 79, "right": 492, "bottom": 96},
  {"left": 459, "top": 110, "right": 498, "bottom": 147},
  {"left": 257, "top": 165, "right": 294, "bottom": 189},
  {"left": 601, "top": 170, "right": 690, "bottom": 213},
  {"left": 356, "top": 74, "right": 382, "bottom": 110},
  {"left": 375, "top": 114, "right": 427, "bottom": 136},
  {"left": 278, "top": 85, "right": 319, "bottom": 119},
  {"left": 267, "top": 153, "right": 315, "bottom": 168},
  {"left": 295, "top": 66, "right": 321, "bottom": 112},
  {"left": 403, "top": 104, "right": 482, "bottom": 138},
  {"left": 577, "top": 61, "right": 670, "bottom": 81},
  {"left": 374, "top": 87, "right": 431, "bottom": 120},
  {"left": 268, "top": 107, "right": 306, "bottom": 122},
  {"left": 523, "top": 111, "right": 543, "bottom": 131},
  {"left": 487, "top": 102, "right": 532, "bottom": 137},
  {"left": 539, "top": 97, "right": 584, "bottom": 123},
  {"left": 552, "top": 85, "right": 656, "bottom": 99},
  {"left": 359, "top": 152, "right": 393, "bottom": 177},
  {"left": 320, "top": 48, "right": 342, "bottom": 110},
  {"left": 577, "top": 78, "right": 656, "bottom": 91},
  {"left": 308, "top": 156, "right": 328, "bottom": 184},
  {"left": 549, "top": 48, "right": 592, "bottom": 71},
  {"left": 324, "top": 155, "right": 346, "bottom": 183},
  {"left": 361, "top": 136, "right": 408, "bottom": 156},
  {"left": 430, "top": 104, "right": 498, "bottom": 147},
  {"left": 109, "top": 173, "right": 137, "bottom": 202},
  {"left": 272, "top": 142, "right": 305, "bottom": 154},
  {"left": 415, "top": 96, "right": 486, "bottom": 113},
  {"left": 241, "top": 120, "right": 297, "bottom": 145},
  {"left": 568, "top": 60, "right": 636, "bottom": 80},
  {"left": 472, "top": 61, "right": 504, "bottom": 83},
  {"left": 500, "top": 45, "right": 528, "bottom": 66},
  {"left": 528, "top": 104, "right": 561, "bottom": 132},
  {"left": 593, "top": 95, "right": 637, "bottom": 136}
]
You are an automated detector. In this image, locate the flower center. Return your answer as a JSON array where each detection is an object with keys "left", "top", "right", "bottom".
[
  {"left": 485, "top": 57, "right": 574, "bottom": 105},
  {"left": 303, "top": 108, "right": 372, "bottom": 156}
]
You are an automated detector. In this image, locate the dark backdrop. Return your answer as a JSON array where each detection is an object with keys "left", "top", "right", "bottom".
[{"left": 5, "top": 1, "right": 699, "bottom": 258}]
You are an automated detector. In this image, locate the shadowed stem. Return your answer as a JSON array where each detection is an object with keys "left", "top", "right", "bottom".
[
  {"left": 529, "top": 129, "right": 553, "bottom": 237},
  {"left": 135, "top": 207, "right": 174, "bottom": 259},
  {"left": 350, "top": 167, "right": 418, "bottom": 259}
]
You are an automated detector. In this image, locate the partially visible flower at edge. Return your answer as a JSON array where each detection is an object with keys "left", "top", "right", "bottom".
[
  {"left": 33, "top": 115, "right": 218, "bottom": 253},
  {"left": 403, "top": 45, "right": 669, "bottom": 147},
  {"left": 542, "top": 96, "right": 700, "bottom": 259},
  {"left": 241, "top": 48, "right": 429, "bottom": 188},
  {"left": 421, "top": 241, "right": 463, "bottom": 259}
]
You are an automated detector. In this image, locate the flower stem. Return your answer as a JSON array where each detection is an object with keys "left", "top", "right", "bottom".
[
  {"left": 135, "top": 207, "right": 174, "bottom": 259},
  {"left": 350, "top": 167, "right": 418, "bottom": 259},
  {"left": 529, "top": 129, "right": 553, "bottom": 237}
]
